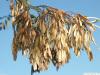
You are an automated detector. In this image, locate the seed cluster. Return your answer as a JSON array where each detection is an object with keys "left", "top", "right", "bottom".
[{"left": 10, "top": 0, "right": 97, "bottom": 74}]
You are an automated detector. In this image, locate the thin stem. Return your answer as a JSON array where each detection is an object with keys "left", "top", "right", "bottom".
[
  {"left": 29, "top": 5, "right": 49, "bottom": 9},
  {"left": 87, "top": 17, "right": 100, "bottom": 23},
  {"left": 87, "top": 17, "right": 100, "bottom": 19}
]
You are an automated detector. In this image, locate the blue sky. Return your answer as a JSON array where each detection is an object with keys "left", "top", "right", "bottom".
[{"left": 0, "top": 0, "right": 100, "bottom": 75}]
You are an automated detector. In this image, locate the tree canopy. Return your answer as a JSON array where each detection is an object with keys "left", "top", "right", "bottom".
[{"left": 0, "top": 0, "right": 100, "bottom": 75}]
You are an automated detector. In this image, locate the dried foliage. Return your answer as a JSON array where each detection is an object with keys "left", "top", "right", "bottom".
[{"left": 0, "top": 0, "right": 100, "bottom": 74}]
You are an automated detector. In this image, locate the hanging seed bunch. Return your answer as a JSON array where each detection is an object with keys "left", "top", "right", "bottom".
[
  {"left": 10, "top": 0, "right": 36, "bottom": 61},
  {"left": 9, "top": 0, "right": 100, "bottom": 74}
]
